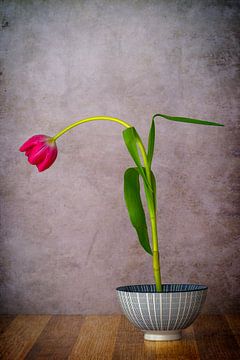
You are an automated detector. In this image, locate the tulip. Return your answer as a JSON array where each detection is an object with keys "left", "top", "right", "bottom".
[
  {"left": 19, "top": 135, "right": 58, "bottom": 172},
  {"left": 19, "top": 115, "right": 224, "bottom": 292}
]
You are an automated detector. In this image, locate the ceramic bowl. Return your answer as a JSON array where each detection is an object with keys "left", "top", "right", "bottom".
[{"left": 116, "top": 283, "right": 208, "bottom": 341}]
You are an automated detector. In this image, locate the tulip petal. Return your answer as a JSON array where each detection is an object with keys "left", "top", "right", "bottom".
[
  {"left": 19, "top": 135, "right": 47, "bottom": 152},
  {"left": 37, "top": 147, "right": 58, "bottom": 172},
  {"left": 27, "top": 144, "right": 48, "bottom": 165},
  {"left": 25, "top": 149, "right": 32, "bottom": 157},
  {"left": 19, "top": 134, "right": 58, "bottom": 172}
]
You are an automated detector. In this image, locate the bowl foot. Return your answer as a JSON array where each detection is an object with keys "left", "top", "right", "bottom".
[{"left": 144, "top": 330, "right": 182, "bottom": 341}]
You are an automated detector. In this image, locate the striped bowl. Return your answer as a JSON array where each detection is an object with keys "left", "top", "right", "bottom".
[{"left": 116, "top": 284, "right": 208, "bottom": 341}]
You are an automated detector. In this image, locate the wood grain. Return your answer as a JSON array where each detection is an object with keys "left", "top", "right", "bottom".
[
  {"left": 24, "top": 315, "right": 84, "bottom": 359},
  {"left": 112, "top": 315, "right": 156, "bottom": 360},
  {"left": 154, "top": 326, "right": 199, "bottom": 360},
  {"left": 0, "top": 314, "right": 239, "bottom": 359},
  {"left": 0, "top": 315, "right": 16, "bottom": 335},
  {"left": 69, "top": 315, "right": 121, "bottom": 360},
  {"left": 193, "top": 314, "right": 240, "bottom": 360},
  {"left": 226, "top": 314, "right": 240, "bottom": 346},
  {"left": 0, "top": 315, "right": 50, "bottom": 360}
]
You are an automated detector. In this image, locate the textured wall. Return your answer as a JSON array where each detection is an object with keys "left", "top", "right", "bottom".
[{"left": 0, "top": 0, "right": 239, "bottom": 314}]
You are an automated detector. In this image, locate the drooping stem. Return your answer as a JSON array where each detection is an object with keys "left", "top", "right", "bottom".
[
  {"left": 53, "top": 116, "right": 131, "bottom": 140},
  {"left": 53, "top": 115, "right": 162, "bottom": 291},
  {"left": 136, "top": 137, "right": 162, "bottom": 292}
]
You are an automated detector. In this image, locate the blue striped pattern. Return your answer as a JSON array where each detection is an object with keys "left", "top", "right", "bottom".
[
  {"left": 116, "top": 284, "right": 207, "bottom": 331},
  {"left": 116, "top": 284, "right": 207, "bottom": 293}
]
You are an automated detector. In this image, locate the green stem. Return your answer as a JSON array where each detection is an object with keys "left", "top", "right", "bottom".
[
  {"left": 53, "top": 115, "right": 162, "bottom": 291},
  {"left": 53, "top": 116, "right": 131, "bottom": 140},
  {"left": 137, "top": 138, "right": 162, "bottom": 292}
]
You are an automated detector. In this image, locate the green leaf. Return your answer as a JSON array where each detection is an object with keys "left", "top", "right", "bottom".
[
  {"left": 124, "top": 167, "right": 152, "bottom": 255},
  {"left": 123, "top": 127, "right": 152, "bottom": 190},
  {"left": 142, "top": 167, "right": 157, "bottom": 214},
  {"left": 153, "top": 113, "right": 224, "bottom": 126},
  {"left": 147, "top": 118, "right": 155, "bottom": 168}
]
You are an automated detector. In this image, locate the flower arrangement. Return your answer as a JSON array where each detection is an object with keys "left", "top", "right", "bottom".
[{"left": 19, "top": 114, "right": 223, "bottom": 292}]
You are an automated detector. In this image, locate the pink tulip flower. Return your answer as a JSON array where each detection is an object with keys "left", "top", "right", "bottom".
[{"left": 19, "top": 135, "right": 58, "bottom": 172}]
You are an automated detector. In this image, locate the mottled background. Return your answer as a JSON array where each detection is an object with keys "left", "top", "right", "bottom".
[{"left": 0, "top": 0, "right": 239, "bottom": 314}]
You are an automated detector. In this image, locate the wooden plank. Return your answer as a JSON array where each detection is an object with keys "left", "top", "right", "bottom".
[
  {"left": 154, "top": 326, "right": 200, "bottom": 360},
  {"left": 0, "top": 315, "right": 50, "bottom": 360},
  {"left": 193, "top": 314, "right": 240, "bottom": 359},
  {"left": 25, "top": 315, "right": 84, "bottom": 360},
  {"left": 113, "top": 317, "right": 199, "bottom": 360},
  {"left": 69, "top": 315, "right": 121, "bottom": 360},
  {"left": 0, "top": 314, "right": 239, "bottom": 359},
  {"left": 225, "top": 314, "right": 240, "bottom": 346},
  {"left": 0, "top": 315, "right": 16, "bottom": 335},
  {"left": 112, "top": 315, "right": 156, "bottom": 360}
]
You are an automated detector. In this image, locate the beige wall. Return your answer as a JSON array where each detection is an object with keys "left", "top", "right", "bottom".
[{"left": 0, "top": 0, "right": 239, "bottom": 314}]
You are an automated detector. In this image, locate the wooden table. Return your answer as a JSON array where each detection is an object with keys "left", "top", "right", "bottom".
[{"left": 0, "top": 314, "right": 239, "bottom": 359}]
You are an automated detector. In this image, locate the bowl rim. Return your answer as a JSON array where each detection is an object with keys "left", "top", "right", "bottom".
[{"left": 116, "top": 283, "right": 208, "bottom": 293}]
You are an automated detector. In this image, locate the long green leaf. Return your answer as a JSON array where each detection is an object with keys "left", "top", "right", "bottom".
[
  {"left": 123, "top": 127, "right": 152, "bottom": 189},
  {"left": 147, "top": 118, "right": 155, "bottom": 168},
  {"left": 153, "top": 113, "right": 224, "bottom": 126},
  {"left": 124, "top": 167, "right": 152, "bottom": 255}
]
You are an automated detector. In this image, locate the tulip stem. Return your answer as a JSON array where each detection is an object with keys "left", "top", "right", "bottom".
[
  {"left": 136, "top": 137, "right": 162, "bottom": 292},
  {"left": 53, "top": 115, "right": 162, "bottom": 291},
  {"left": 53, "top": 116, "right": 131, "bottom": 141}
]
